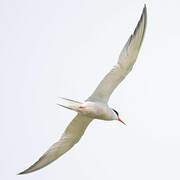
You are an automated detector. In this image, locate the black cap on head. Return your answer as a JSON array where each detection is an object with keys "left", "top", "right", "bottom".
[{"left": 112, "top": 109, "right": 119, "bottom": 117}]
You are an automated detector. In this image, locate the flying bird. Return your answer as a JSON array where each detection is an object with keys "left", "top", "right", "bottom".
[{"left": 19, "top": 5, "right": 147, "bottom": 174}]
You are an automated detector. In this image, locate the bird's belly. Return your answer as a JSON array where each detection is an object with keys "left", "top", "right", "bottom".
[{"left": 78, "top": 102, "right": 113, "bottom": 120}]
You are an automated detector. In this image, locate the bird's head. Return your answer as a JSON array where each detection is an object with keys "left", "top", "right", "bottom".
[{"left": 112, "top": 109, "right": 126, "bottom": 125}]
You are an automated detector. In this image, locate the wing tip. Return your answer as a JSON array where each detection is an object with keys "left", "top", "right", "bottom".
[
  {"left": 127, "top": 4, "right": 147, "bottom": 47},
  {"left": 140, "top": 4, "right": 147, "bottom": 27},
  {"left": 17, "top": 155, "right": 48, "bottom": 175},
  {"left": 17, "top": 169, "right": 30, "bottom": 175},
  {"left": 142, "top": 4, "right": 147, "bottom": 37},
  {"left": 18, "top": 165, "right": 38, "bottom": 175},
  {"left": 17, "top": 166, "right": 41, "bottom": 175},
  {"left": 143, "top": 4, "right": 147, "bottom": 20},
  {"left": 144, "top": 3, "right": 147, "bottom": 9},
  {"left": 133, "top": 4, "right": 147, "bottom": 43}
]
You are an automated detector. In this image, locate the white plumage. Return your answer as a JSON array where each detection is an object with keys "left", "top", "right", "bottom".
[{"left": 19, "top": 5, "right": 147, "bottom": 175}]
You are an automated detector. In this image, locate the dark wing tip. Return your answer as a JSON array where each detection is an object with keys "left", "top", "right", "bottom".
[
  {"left": 142, "top": 4, "right": 147, "bottom": 38},
  {"left": 17, "top": 157, "right": 44, "bottom": 175},
  {"left": 17, "top": 172, "right": 24, "bottom": 175},
  {"left": 133, "top": 4, "right": 147, "bottom": 45},
  {"left": 17, "top": 167, "right": 38, "bottom": 175},
  {"left": 17, "top": 170, "right": 27, "bottom": 175},
  {"left": 17, "top": 167, "right": 34, "bottom": 175},
  {"left": 17, "top": 156, "right": 46, "bottom": 175},
  {"left": 143, "top": 4, "right": 147, "bottom": 20},
  {"left": 138, "top": 4, "right": 147, "bottom": 29}
]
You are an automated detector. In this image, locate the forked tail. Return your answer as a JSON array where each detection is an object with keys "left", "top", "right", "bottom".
[{"left": 57, "top": 97, "right": 83, "bottom": 112}]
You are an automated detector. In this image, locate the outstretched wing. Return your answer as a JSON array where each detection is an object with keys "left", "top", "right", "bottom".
[
  {"left": 18, "top": 114, "right": 93, "bottom": 174},
  {"left": 87, "top": 5, "right": 147, "bottom": 103}
]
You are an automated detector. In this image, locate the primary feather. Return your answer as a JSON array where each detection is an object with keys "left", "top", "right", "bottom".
[
  {"left": 87, "top": 5, "right": 147, "bottom": 103},
  {"left": 18, "top": 114, "right": 93, "bottom": 174}
]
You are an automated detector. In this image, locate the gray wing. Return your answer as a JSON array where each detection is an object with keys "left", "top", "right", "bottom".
[
  {"left": 18, "top": 114, "right": 93, "bottom": 174},
  {"left": 87, "top": 5, "right": 147, "bottom": 103}
]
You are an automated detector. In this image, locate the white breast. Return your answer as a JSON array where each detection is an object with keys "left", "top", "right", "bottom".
[{"left": 78, "top": 101, "right": 116, "bottom": 120}]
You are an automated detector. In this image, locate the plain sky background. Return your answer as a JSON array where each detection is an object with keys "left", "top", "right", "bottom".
[{"left": 1, "top": 0, "right": 180, "bottom": 179}]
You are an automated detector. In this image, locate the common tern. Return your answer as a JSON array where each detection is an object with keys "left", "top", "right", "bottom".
[{"left": 19, "top": 5, "right": 147, "bottom": 174}]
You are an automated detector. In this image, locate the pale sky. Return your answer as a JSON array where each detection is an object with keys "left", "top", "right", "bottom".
[{"left": 1, "top": 0, "right": 180, "bottom": 179}]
